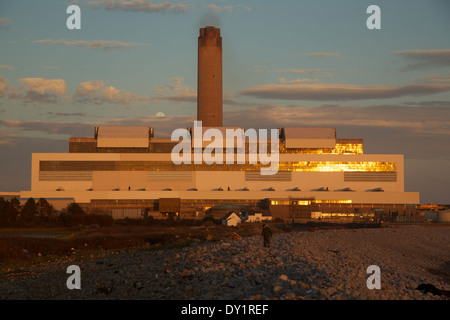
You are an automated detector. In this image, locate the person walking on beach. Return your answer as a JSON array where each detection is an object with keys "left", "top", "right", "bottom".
[{"left": 261, "top": 223, "right": 273, "bottom": 248}]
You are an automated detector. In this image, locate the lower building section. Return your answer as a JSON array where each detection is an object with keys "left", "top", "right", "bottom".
[
  {"left": 20, "top": 126, "right": 420, "bottom": 222},
  {"left": 19, "top": 189, "right": 420, "bottom": 221}
]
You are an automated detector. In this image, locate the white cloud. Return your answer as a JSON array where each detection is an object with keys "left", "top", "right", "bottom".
[
  {"left": 20, "top": 78, "right": 67, "bottom": 96},
  {"left": 206, "top": 4, "right": 233, "bottom": 14},
  {"left": 32, "top": 39, "right": 148, "bottom": 52},
  {"left": 87, "top": 0, "right": 187, "bottom": 13},
  {"left": 75, "top": 80, "right": 150, "bottom": 106},
  {"left": 1, "top": 75, "right": 149, "bottom": 106},
  {"left": 17, "top": 78, "right": 68, "bottom": 103}
]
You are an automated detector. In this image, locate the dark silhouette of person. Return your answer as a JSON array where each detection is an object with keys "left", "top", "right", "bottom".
[{"left": 261, "top": 223, "right": 273, "bottom": 248}]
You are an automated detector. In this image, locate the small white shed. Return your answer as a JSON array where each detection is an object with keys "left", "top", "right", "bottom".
[
  {"left": 241, "top": 210, "right": 272, "bottom": 223},
  {"left": 222, "top": 211, "right": 241, "bottom": 227}
]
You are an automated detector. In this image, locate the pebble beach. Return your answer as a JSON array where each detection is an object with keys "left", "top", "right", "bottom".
[{"left": 1, "top": 224, "right": 449, "bottom": 300}]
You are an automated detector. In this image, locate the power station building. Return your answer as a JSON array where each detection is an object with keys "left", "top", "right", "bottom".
[{"left": 18, "top": 27, "right": 420, "bottom": 221}]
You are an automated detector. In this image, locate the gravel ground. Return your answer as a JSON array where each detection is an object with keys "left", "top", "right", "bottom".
[{"left": 0, "top": 224, "right": 449, "bottom": 300}]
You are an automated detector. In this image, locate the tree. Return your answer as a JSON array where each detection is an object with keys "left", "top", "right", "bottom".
[
  {"left": 0, "top": 197, "right": 7, "bottom": 224},
  {"left": 21, "top": 198, "right": 37, "bottom": 221},
  {"left": 66, "top": 202, "right": 85, "bottom": 215},
  {"left": 9, "top": 197, "right": 22, "bottom": 213},
  {"left": 36, "top": 198, "right": 55, "bottom": 218},
  {"left": 0, "top": 197, "right": 18, "bottom": 225}
]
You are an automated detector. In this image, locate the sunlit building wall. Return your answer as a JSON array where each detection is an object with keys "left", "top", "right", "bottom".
[{"left": 20, "top": 125, "right": 420, "bottom": 219}]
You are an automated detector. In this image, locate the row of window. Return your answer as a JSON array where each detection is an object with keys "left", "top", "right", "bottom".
[
  {"left": 54, "top": 186, "right": 385, "bottom": 192},
  {"left": 40, "top": 160, "right": 396, "bottom": 172}
]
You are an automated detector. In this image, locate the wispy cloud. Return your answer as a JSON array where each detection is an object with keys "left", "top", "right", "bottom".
[
  {"left": 41, "top": 66, "right": 61, "bottom": 70},
  {"left": 47, "top": 112, "right": 87, "bottom": 118},
  {"left": 0, "top": 65, "right": 14, "bottom": 70},
  {"left": 412, "top": 71, "right": 450, "bottom": 84},
  {"left": 0, "top": 18, "right": 11, "bottom": 30},
  {"left": 0, "top": 128, "right": 16, "bottom": 145},
  {"left": 425, "top": 73, "right": 450, "bottom": 83},
  {"left": 32, "top": 39, "right": 148, "bottom": 52},
  {"left": 221, "top": 103, "right": 450, "bottom": 139},
  {"left": 0, "top": 116, "right": 194, "bottom": 140},
  {"left": 0, "top": 119, "right": 95, "bottom": 138},
  {"left": 239, "top": 82, "right": 450, "bottom": 101},
  {"left": 87, "top": 0, "right": 188, "bottom": 13},
  {"left": 302, "top": 52, "right": 341, "bottom": 58},
  {"left": 206, "top": 4, "right": 233, "bottom": 14},
  {"left": 256, "top": 67, "right": 334, "bottom": 80},
  {"left": 153, "top": 77, "right": 197, "bottom": 103},
  {"left": 278, "top": 77, "right": 318, "bottom": 84},
  {"left": 267, "top": 68, "right": 333, "bottom": 82},
  {"left": 206, "top": 4, "right": 251, "bottom": 14},
  {"left": 268, "top": 68, "right": 323, "bottom": 75},
  {"left": 393, "top": 49, "right": 450, "bottom": 71},
  {"left": 0, "top": 75, "right": 12, "bottom": 98}
]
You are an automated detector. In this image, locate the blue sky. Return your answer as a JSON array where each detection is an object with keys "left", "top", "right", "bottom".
[{"left": 1, "top": 0, "right": 450, "bottom": 203}]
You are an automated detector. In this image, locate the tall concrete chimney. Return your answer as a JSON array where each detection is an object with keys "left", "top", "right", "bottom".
[{"left": 197, "top": 26, "right": 223, "bottom": 127}]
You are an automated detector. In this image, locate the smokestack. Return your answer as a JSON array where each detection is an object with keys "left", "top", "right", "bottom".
[{"left": 197, "top": 26, "right": 223, "bottom": 127}]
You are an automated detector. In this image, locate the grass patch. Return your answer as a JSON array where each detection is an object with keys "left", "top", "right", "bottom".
[
  {"left": 0, "top": 221, "right": 265, "bottom": 270},
  {"left": 0, "top": 227, "right": 74, "bottom": 237},
  {"left": 143, "top": 240, "right": 195, "bottom": 252}
]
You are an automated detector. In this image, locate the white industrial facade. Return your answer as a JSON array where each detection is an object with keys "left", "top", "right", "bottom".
[{"left": 19, "top": 126, "right": 420, "bottom": 218}]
